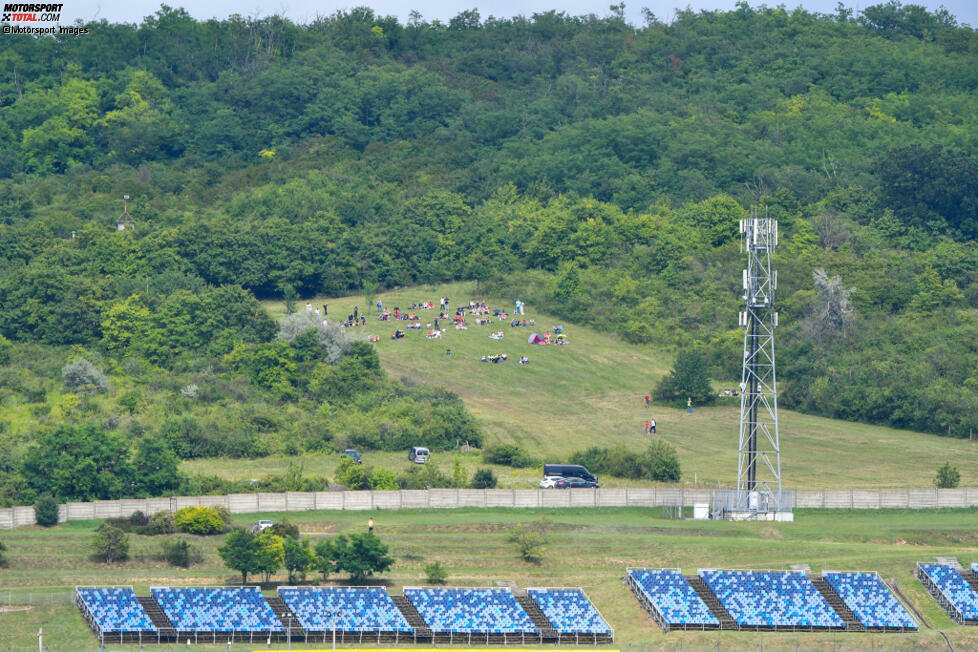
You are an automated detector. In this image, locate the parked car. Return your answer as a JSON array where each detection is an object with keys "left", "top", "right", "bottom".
[
  {"left": 408, "top": 446, "right": 430, "bottom": 464},
  {"left": 543, "top": 463, "right": 598, "bottom": 484},
  {"left": 343, "top": 449, "right": 362, "bottom": 464},
  {"left": 539, "top": 476, "right": 560, "bottom": 489},
  {"left": 251, "top": 519, "right": 274, "bottom": 533},
  {"left": 554, "top": 477, "right": 600, "bottom": 489}
]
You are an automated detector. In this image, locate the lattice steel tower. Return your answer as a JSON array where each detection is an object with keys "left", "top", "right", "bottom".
[{"left": 735, "top": 209, "right": 783, "bottom": 514}]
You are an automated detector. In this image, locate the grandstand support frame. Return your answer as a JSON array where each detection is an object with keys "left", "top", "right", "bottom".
[
  {"left": 729, "top": 209, "right": 787, "bottom": 519},
  {"left": 74, "top": 585, "right": 160, "bottom": 646},
  {"left": 916, "top": 563, "right": 977, "bottom": 626},
  {"left": 526, "top": 585, "right": 615, "bottom": 644},
  {"left": 820, "top": 570, "right": 918, "bottom": 632},
  {"left": 624, "top": 569, "right": 722, "bottom": 633}
]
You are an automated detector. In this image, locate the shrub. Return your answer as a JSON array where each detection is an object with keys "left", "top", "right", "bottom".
[
  {"left": 34, "top": 494, "right": 59, "bottom": 526},
  {"left": 174, "top": 506, "right": 226, "bottom": 535},
  {"left": 62, "top": 358, "right": 109, "bottom": 393},
  {"left": 148, "top": 511, "right": 175, "bottom": 535},
  {"left": 936, "top": 462, "right": 961, "bottom": 489},
  {"left": 471, "top": 468, "right": 498, "bottom": 489},
  {"left": 655, "top": 348, "right": 714, "bottom": 406},
  {"left": 369, "top": 467, "right": 398, "bottom": 490},
  {"left": 0, "top": 334, "right": 11, "bottom": 365},
  {"left": 336, "top": 456, "right": 369, "bottom": 489},
  {"left": 570, "top": 443, "right": 681, "bottom": 482},
  {"left": 92, "top": 523, "right": 129, "bottom": 562},
  {"left": 507, "top": 519, "right": 551, "bottom": 561},
  {"left": 162, "top": 538, "right": 201, "bottom": 567},
  {"left": 424, "top": 560, "right": 449, "bottom": 583},
  {"left": 0, "top": 538, "right": 7, "bottom": 567},
  {"left": 213, "top": 505, "right": 234, "bottom": 529},
  {"left": 397, "top": 464, "right": 450, "bottom": 489},
  {"left": 270, "top": 520, "right": 300, "bottom": 540},
  {"left": 483, "top": 444, "right": 534, "bottom": 468}
]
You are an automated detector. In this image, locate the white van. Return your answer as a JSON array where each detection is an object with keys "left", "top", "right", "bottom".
[{"left": 408, "top": 446, "right": 430, "bottom": 464}]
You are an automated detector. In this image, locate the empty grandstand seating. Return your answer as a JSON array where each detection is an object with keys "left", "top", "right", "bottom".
[
  {"left": 403, "top": 588, "right": 537, "bottom": 634},
  {"left": 150, "top": 587, "right": 283, "bottom": 632},
  {"left": 822, "top": 572, "right": 917, "bottom": 630},
  {"left": 626, "top": 569, "right": 719, "bottom": 631},
  {"left": 527, "top": 588, "right": 611, "bottom": 635},
  {"left": 277, "top": 587, "right": 412, "bottom": 632},
  {"left": 75, "top": 587, "right": 157, "bottom": 634},
  {"left": 917, "top": 563, "right": 978, "bottom": 624},
  {"left": 699, "top": 570, "right": 844, "bottom": 630}
]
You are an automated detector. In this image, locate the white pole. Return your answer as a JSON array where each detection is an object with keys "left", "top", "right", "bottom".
[{"left": 38, "top": 628, "right": 42, "bottom": 652}]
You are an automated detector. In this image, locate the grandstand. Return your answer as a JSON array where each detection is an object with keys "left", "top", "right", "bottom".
[
  {"left": 916, "top": 563, "right": 978, "bottom": 625},
  {"left": 699, "top": 570, "right": 845, "bottom": 631},
  {"left": 74, "top": 586, "right": 158, "bottom": 645},
  {"left": 276, "top": 586, "right": 414, "bottom": 644},
  {"left": 626, "top": 569, "right": 721, "bottom": 632},
  {"left": 526, "top": 587, "right": 614, "bottom": 644},
  {"left": 403, "top": 587, "right": 539, "bottom": 644},
  {"left": 822, "top": 572, "right": 917, "bottom": 631},
  {"left": 150, "top": 586, "right": 284, "bottom": 644}
]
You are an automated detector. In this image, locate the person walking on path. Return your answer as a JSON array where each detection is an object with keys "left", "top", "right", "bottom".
[
  {"left": 377, "top": 299, "right": 383, "bottom": 313},
  {"left": 354, "top": 306, "right": 358, "bottom": 321},
  {"left": 368, "top": 517, "right": 374, "bottom": 532},
  {"left": 650, "top": 418, "right": 656, "bottom": 434},
  {"left": 644, "top": 421, "right": 651, "bottom": 435},
  {"left": 687, "top": 397, "right": 693, "bottom": 414},
  {"left": 645, "top": 393, "right": 651, "bottom": 408}
]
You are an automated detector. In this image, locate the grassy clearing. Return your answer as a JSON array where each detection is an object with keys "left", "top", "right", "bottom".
[
  {"left": 253, "top": 282, "right": 978, "bottom": 490},
  {"left": 1, "top": 507, "right": 977, "bottom": 650}
]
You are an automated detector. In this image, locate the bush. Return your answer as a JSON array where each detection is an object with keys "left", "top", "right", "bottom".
[
  {"left": 61, "top": 358, "right": 109, "bottom": 393},
  {"left": 369, "top": 467, "right": 398, "bottom": 490},
  {"left": 34, "top": 494, "right": 59, "bottom": 527},
  {"left": 471, "top": 468, "right": 498, "bottom": 489},
  {"left": 162, "top": 538, "right": 201, "bottom": 567},
  {"left": 213, "top": 505, "right": 234, "bottom": 529},
  {"left": 148, "top": 511, "right": 175, "bottom": 535},
  {"left": 174, "top": 506, "right": 226, "bottom": 535},
  {"left": 483, "top": 444, "right": 534, "bottom": 468},
  {"left": 397, "top": 464, "right": 450, "bottom": 489},
  {"left": 570, "top": 443, "right": 681, "bottom": 482},
  {"left": 0, "top": 538, "right": 7, "bottom": 567},
  {"left": 92, "top": 522, "right": 129, "bottom": 563},
  {"left": 936, "top": 462, "right": 961, "bottom": 488},
  {"left": 270, "top": 520, "right": 300, "bottom": 540},
  {"left": 655, "top": 348, "right": 714, "bottom": 407},
  {"left": 507, "top": 519, "right": 551, "bottom": 561},
  {"left": 335, "top": 456, "right": 370, "bottom": 489},
  {"left": 424, "top": 560, "right": 449, "bottom": 583}
]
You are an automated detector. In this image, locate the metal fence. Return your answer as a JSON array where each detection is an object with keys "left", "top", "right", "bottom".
[{"left": 2, "top": 487, "right": 978, "bottom": 529}]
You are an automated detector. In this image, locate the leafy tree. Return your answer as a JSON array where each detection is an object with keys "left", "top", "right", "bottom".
[
  {"left": 283, "top": 536, "right": 314, "bottom": 583},
  {"left": 424, "top": 560, "right": 449, "bottom": 583},
  {"left": 218, "top": 529, "right": 261, "bottom": 583},
  {"left": 34, "top": 494, "right": 59, "bottom": 527},
  {"left": 471, "top": 468, "right": 498, "bottom": 489},
  {"left": 0, "top": 538, "right": 7, "bottom": 567},
  {"left": 133, "top": 436, "right": 181, "bottom": 496},
  {"left": 162, "top": 539, "right": 200, "bottom": 567},
  {"left": 333, "top": 532, "right": 394, "bottom": 580},
  {"left": 507, "top": 519, "right": 551, "bottom": 561},
  {"left": 313, "top": 538, "right": 339, "bottom": 582},
  {"left": 935, "top": 462, "right": 960, "bottom": 489},
  {"left": 0, "top": 334, "right": 11, "bottom": 366},
  {"left": 656, "top": 348, "right": 714, "bottom": 406},
  {"left": 22, "top": 424, "right": 134, "bottom": 501},
  {"left": 450, "top": 458, "right": 468, "bottom": 488},
  {"left": 483, "top": 444, "right": 533, "bottom": 467},
  {"left": 148, "top": 511, "right": 175, "bottom": 534},
  {"left": 61, "top": 358, "right": 109, "bottom": 393},
  {"left": 256, "top": 531, "right": 285, "bottom": 582},
  {"left": 335, "top": 456, "right": 369, "bottom": 490},
  {"left": 369, "top": 467, "right": 398, "bottom": 490},
  {"left": 92, "top": 522, "right": 129, "bottom": 563}
]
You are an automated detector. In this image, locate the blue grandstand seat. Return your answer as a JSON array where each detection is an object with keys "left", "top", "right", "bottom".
[
  {"left": 150, "top": 587, "right": 283, "bottom": 632},
  {"left": 918, "top": 564, "right": 978, "bottom": 621},
  {"left": 823, "top": 572, "right": 917, "bottom": 629},
  {"left": 973, "top": 563, "right": 978, "bottom": 575},
  {"left": 277, "top": 587, "right": 412, "bottom": 632},
  {"left": 527, "top": 588, "right": 611, "bottom": 634},
  {"left": 76, "top": 587, "right": 156, "bottom": 633},
  {"left": 627, "top": 570, "right": 718, "bottom": 628},
  {"left": 403, "top": 588, "right": 537, "bottom": 634},
  {"left": 699, "top": 570, "right": 843, "bottom": 628}
]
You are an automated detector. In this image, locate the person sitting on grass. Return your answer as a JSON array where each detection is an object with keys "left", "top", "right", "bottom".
[{"left": 519, "top": 356, "right": 529, "bottom": 364}]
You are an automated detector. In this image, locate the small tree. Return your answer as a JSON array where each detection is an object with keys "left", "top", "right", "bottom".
[
  {"left": 34, "top": 494, "right": 59, "bottom": 526},
  {"left": 313, "top": 538, "right": 339, "bottom": 582},
  {"left": 62, "top": 357, "right": 109, "bottom": 393},
  {"left": 92, "top": 523, "right": 129, "bottom": 563},
  {"left": 451, "top": 458, "right": 469, "bottom": 488},
  {"left": 162, "top": 539, "right": 201, "bottom": 568},
  {"left": 148, "top": 511, "right": 176, "bottom": 535},
  {"left": 174, "top": 506, "right": 225, "bottom": 535},
  {"left": 508, "top": 519, "right": 551, "bottom": 562},
  {"left": 471, "top": 468, "right": 498, "bottom": 489},
  {"left": 335, "top": 532, "right": 394, "bottom": 581},
  {"left": 218, "top": 528, "right": 261, "bottom": 584},
  {"left": 270, "top": 520, "right": 300, "bottom": 540},
  {"left": 0, "top": 538, "right": 7, "bottom": 567},
  {"left": 256, "top": 531, "right": 285, "bottom": 582},
  {"left": 283, "top": 537, "right": 315, "bottom": 583},
  {"left": 336, "top": 456, "right": 369, "bottom": 489},
  {"left": 936, "top": 462, "right": 961, "bottom": 489},
  {"left": 656, "top": 348, "right": 714, "bottom": 406},
  {"left": 369, "top": 467, "right": 398, "bottom": 490},
  {"left": 424, "top": 560, "right": 449, "bottom": 583}
]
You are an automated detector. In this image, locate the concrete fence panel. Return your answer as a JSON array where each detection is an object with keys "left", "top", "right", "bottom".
[
  {"left": 373, "top": 491, "right": 401, "bottom": 510},
  {"left": 852, "top": 491, "right": 880, "bottom": 509},
  {"left": 229, "top": 494, "right": 259, "bottom": 514},
  {"left": 145, "top": 498, "right": 170, "bottom": 514},
  {"left": 256, "top": 493, "right": 288, "bottom": 512},
  {"left": 285, "top": 492, "right": 315, "bottom": 512},
  {"left": 314, "top": 492, "right": 343, "bottom": 511},
  {"left": 456, "top": 489, "right": 485, "bottom": 508},
  {"left": 880, "top": 490, "right": 908, "bottom": 509},
  {"left": 486, "top": 490, "right": 516, "bottom": 508},
  {"left": 569, "top": 489, "right": 598, "bottom": 507},
  {"left": 12, "top": 506, "right": 35, "bottom": 527},
  {"left": 685, "top": 489, "right": 713, "bottom": 506},
  {"left": 341, "top": 492, "right": 372, "bottom": 510},
  {"left": 908, "top": 489, "right": 939, "bottom": 509},
  {"left": 652, "top": 488, "right": 680, "bottom": 507},
  {"left": 822, "top": 491, "right": 852, "bottom": 509},
  {"left": 514, "top": 490, "right": 541, "bottom": 508},
  {"left": 0, "top": 508, "right": 13, "bottom": 529},
  {"left": 597, "top": 488, "right": 626, "bottom": 507},
  {"left": 119, "top": 499, "right": 147, "bottom": 519},
  {"left": 427, "top": 489, "right": 457, "bottom": 509},
  {"left": 93, "top": 501, "right": 122, "bottom": 520},
  {"left": 793, "top": 491, "right": 821, "bottom": 508},
  {"left": 399, "top": 490, "right": 428, "bottom": 509},
  {"left": 66, "top": 502, "right": 96, "bottom": 521},
  {"left": 197, "top": 495, "right": 230, "bottom": 510},
  {"left": 541, "top": 490, "right": 571, "bottom": 508},
  {"left": 174, "top": 496, "right": 200, "bottom": 510},
  {"left": 937, "top": 489, "right": 967, "bottom": 508}
]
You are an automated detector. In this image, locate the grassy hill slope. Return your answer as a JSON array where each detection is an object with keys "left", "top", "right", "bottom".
[{"left": 264, "top": 282, "right": 978, "bottom": 489}]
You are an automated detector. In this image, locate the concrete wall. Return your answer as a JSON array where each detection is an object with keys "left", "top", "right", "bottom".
[{"left": 3, "top": 487, "right": 977, "bottom": 529}]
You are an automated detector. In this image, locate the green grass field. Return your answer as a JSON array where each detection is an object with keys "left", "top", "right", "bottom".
[
  {"left": 251, "top": 282, "right": 978, "bottom": 490},
  {"left": 1, "top": 507, "right": 977, "bottom": 650}
]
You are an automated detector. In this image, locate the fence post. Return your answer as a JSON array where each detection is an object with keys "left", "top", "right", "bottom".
[
  {"left": 906, "top": 487, "right": 911, "bottom": 508},
  {"left": 625, "top": 487, "right": 630, "bottom": 506},
  {"left": 850, "top": 488, "right": 854, "bottom": 509},
  {"left": 398, "top": 490, "right": 403, "bottom": 510}
]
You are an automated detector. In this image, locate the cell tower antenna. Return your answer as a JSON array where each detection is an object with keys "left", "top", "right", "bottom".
[{"left": 715, "top": 206, "right": 792, "bottom": 521}]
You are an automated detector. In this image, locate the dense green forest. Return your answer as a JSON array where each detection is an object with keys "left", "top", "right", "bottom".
[{"left": 1, "top": 2, "right": 978, "bottom": 504}]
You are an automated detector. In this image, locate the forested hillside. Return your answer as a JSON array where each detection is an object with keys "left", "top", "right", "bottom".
[{"left": 1, "top": 2, "right": 977, "bottom": 504}]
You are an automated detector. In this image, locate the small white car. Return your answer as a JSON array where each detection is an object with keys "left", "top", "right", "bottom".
[
  {"left": 539, "top": 476, "right": 560, "bottom": 489},
  {"left": 252, "top": 519, "right": 273, "bottom": 533}
]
